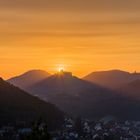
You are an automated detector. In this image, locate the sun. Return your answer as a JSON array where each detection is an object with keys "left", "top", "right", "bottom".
[
  {"left": 58, "top": 67, "right": 64, "bottom": 72},
  {"left": 56, "top": 64, "right": 66, "bottom": 73}
]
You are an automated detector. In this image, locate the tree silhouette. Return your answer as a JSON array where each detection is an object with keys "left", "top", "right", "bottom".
[{"left": 22, "top": 119, "right": 51, "bottom": 140}]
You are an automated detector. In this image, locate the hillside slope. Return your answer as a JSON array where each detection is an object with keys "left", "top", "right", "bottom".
[
  {"left": 7, "top": 70, "right": 50, "bottom": 90},
  {"left": 0, "top": 78, "right": 64, "bottom": 129},
  {"left": 26, "top": 72, "right": 140, "bottom": 120},
  {"left": 84, "top": 70, "right": 140, "bottom": 89}
]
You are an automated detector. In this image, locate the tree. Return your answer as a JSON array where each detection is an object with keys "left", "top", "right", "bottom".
[
  {"left": 75, "top": 117, "right": 83, "bottom": 135},
  {"left": 22, "top": 119, "right": 51, "bottom": 140}
]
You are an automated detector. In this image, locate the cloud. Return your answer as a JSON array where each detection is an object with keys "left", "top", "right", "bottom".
[{"left": 0, "top": 0, "right": 140, "bottom": 12}]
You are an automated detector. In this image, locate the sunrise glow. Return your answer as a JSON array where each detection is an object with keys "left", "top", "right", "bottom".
[
  {"left": 0, "top": 1, "right": 140, "bottom": 138},
  {"left": 0, "top": 0, "right": 139, "bottom": 79}
]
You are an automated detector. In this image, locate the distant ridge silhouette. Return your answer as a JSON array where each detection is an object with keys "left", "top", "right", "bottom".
[
  {"left": 84, "top": 69, "right": 140, "bottom": 89},
  {"left": 7, "top": 70, "right": 140, "bottom": 120},
  {"left": 8, "top": 70, "right": 51, "bottom": 89},
  {"left": 25, "top": 71, "right": 140, "bottom": 120}
]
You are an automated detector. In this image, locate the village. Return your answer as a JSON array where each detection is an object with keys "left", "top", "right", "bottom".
[
  {"left": 1, "top": 116, "right": 140, "bottom": 140},
  {"left": 52, "top": 117, "right": 140, "bottom": 140}
]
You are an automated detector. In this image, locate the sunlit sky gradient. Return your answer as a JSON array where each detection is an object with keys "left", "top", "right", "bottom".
[{"left": 0, "top": 0, "right": 140, "bottom": 79}]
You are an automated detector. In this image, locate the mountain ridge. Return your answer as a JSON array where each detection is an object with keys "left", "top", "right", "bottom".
[
  {"left": 83, "top": 69, "right": 140, "bottom": 89},
  {"left": 7, "top": 70, "right": 51, "bottom": 89},
  {"left": 7, "top": 70, "right": 140, "bottom": 120},
  {"left": 25, "top": 71, "right": 140, "bottom": 120}
]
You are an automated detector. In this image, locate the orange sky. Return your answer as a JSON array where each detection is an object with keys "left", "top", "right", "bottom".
[{"left": 0, "top": 0, "right": 140, "bottom": 79}]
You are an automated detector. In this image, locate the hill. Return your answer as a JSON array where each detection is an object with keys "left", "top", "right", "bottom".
[
  {"left": 26, "top": 71, "right": 140, "bottom": 120},
  {"left": 7, "top": 70, "right": 51, "bottom": 90},
  {"left": 0, "top": 78, "right": 64, "bottom": 129},
  {"left": 27, "top": 71, "right": 97, "bottom": 98},
  {"left": 118, "top": 80, "right": 140, "bottom": 98},
  {"left": 83, "top": 70, "right": 140, "bottom": 89}
]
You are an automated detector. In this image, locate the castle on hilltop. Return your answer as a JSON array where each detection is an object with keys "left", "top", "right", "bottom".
[{"left": 58, "top": 70, "right": 72, "bottom": 78}]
